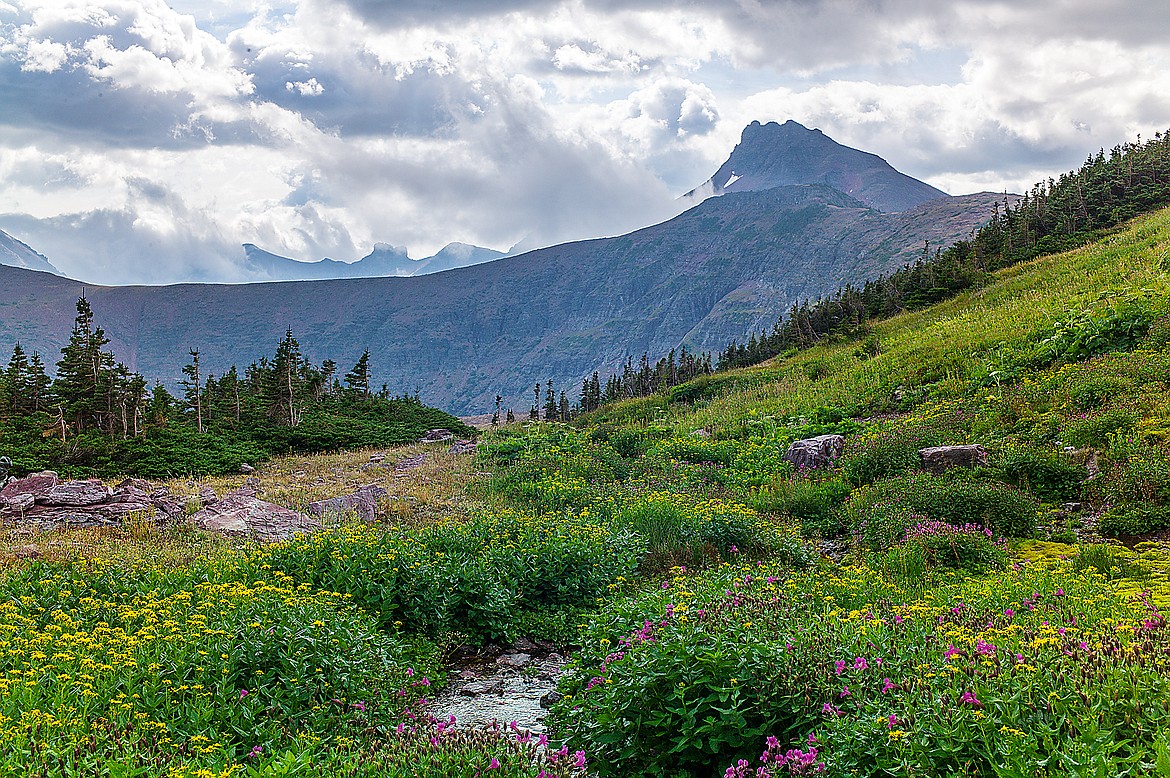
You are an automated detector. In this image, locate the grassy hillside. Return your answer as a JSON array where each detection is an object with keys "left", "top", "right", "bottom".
[{"left": 4, "top": 209, "right": 1170, "bottom": 777}]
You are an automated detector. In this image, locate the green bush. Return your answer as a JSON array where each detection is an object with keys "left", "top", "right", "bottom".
[
  {"left": 747, "top": 476, "right": 851, "bottom": 537},
  {"left": 994, "top": 447, "right": 1084, "bottom": 502},
  {"left": 846, "top": 474, "right": 1039, "bottom": 547},
  {"left": 840, "top": 411, "right": 968, "bottom": 487},
  {"left": 1099, "top": 504, "right": 1170, "bottom": 537}
]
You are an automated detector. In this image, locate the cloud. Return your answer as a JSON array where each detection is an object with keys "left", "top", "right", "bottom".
[{"left": 0, "top": 0, "right": 1168, "bottom": 283}]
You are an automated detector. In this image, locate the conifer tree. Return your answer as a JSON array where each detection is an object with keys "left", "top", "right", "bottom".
[
  {"left": 180, "top": 349, "right": 204, "bottom": 433},
  {"left": 543, "top": 379, "right": 557, "bottom": 421},
  {"left": 3, "top": 344, "right": 29, "bottom": 415},
  {"left": 270, "top": 328, "right": 304, "bottom": 426},
  {"left": 27, "top": 352, "right": 51, "bottom": 414},
  {"left": 345, "top": 349, "right": 372, "bottom": 399}
]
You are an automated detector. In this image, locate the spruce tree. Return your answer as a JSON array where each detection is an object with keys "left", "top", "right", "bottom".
[
  {"left": 180, "top": 349, "right": 204, "bottom": 433},
  {"left": 344, "top": 349, "right": 372, "bottom": 399},
  {"left": 269, "top": 328, "right": 304, "bottom": 426}
]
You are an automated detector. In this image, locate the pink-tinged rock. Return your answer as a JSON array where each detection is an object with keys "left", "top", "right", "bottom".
[
  {"left": 190, "top": 489, "right": 320, "bottom": 543},
  {"left": 1, "top": 471, "right": 59, "bottom": 500},
  {"left": 41, "top": 480, "right": 111, "bottom": 507}
]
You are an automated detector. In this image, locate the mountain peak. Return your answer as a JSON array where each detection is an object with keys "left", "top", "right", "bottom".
[
  {"left": 686, "top": 120, "right": 947, "bottom": 212},
  {"left": 0, "top": 228, "right": 60, "bottom": 275}
]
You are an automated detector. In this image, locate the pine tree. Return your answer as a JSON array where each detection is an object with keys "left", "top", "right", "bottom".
[
  {"left": 3, "top": 343, "right": 29, "bottom": 415},
  {"left": 180, "top": 349, "right": 204, "bottom": 433},
  {"left": 492, "top": 394, "right": 502, "bottom": 426},
  {"left": 270, "top": 328, "right": 304, "bottom": 426},
  {"left": 544, "top": 380, "right": 557, "bottom": 421},
  {"left": 558, "top": 390, "right": 569, "bottom": 422},
  {"left": 506, "top": 407, "right": 515, "bottom": 424},
  {"left": 530, "top": 383, "right": 540, "bottom": 421},
  {"left": 27, "top": 352, "right": 51, "bottom": 414},
  {"left": 344, "top": 349, "right": 372, "bottom": 399},
  {"left": 55, "top": 296, "right": 114, "bottom": 434}
]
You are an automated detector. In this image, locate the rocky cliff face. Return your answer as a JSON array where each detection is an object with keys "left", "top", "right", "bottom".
[
  {"left": 685, "top": 120, "right": 947, "bottom": 213},
  {"left": 0, "top": 228, "right": 59, "bottom": 275}
]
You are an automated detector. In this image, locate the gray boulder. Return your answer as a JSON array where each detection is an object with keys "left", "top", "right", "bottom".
[
  {"left": 191, "top": 488, "right": 320, "bottom": 543},
  {"left": 785, "top": 434, "right": 845, "bottom": 471},
  {"left": 449, "top": 440, "right": 477, "bottom": 455},
  {"left": 42, "top": 480, "right": 111, "bottom": 506},
  {"left": 422, "top": 428, "right": 455, "bottom": 442},
  {"left": 305, "top": 484, "right": 387, "bottom": 523},
  {"left": 918, "top": 445, "right": 989, "bottom": 475}
]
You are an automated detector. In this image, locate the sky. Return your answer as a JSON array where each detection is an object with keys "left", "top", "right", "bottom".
[{"left": 0, "top": 0, "right": 1168, "bottom": 285}]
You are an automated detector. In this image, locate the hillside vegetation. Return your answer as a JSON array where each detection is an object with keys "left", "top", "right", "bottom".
[{"left": 4, "top": 210, "right": 1170, "bottom": 776}]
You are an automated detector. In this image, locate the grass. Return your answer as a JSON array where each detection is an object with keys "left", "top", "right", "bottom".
[{"left": 5, "top": 208, "right": 1170, "bottom": 776}]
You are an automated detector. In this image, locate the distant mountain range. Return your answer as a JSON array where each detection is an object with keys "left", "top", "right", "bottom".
[
  {"left": 0, "top": 229, "right": 59, "bottom": 275},
  {"left": 0, "top": 120, "right": 1008, "bottom": 414},
  {"left": 241, "top": 241, "right": 506, "bottom": 281}
]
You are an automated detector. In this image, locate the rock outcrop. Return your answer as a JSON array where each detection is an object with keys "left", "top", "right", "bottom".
[
  {"left": 785, "top": 434, "right": 845, "bottom": 471},
  {"left": 190, "top": 487, "right": 320, "bottom": 543},
  {"left": 1, "top": 473, "right": 319, "bottom": 542},
  {"left": 918, "top": 445, "right": 989, "bottom": 475},
  {"left": 305, "top": 484, "right": 387, "bottom": 523}
]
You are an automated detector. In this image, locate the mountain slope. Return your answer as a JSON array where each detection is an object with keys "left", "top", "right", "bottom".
[
  {"left": 241, "top": 241, "right": 506, "bottom": 281},
  {"left": 0, "top": 228, "right": 59, "bottom": 274},
  {"left": 685, "top": 120, "right": 947, "bottom": 212},
  {"left": 0, "top": 185, "right": 1000, "bottom": 414}
]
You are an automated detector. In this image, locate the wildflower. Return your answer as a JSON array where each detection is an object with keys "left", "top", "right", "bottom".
[
  {"left": 959, "top": 691, "right": 983, "bottom": 708},
  {"left": 488, "top": 758, "right": 501, "bottom": 769},
  {"left": 853, "top": 656, "right": 868, "bottom": 671},
  {"left": 239, "top": 689, "right": 248, "bottom": 700},
  {"left": 881, "top": 678, "right": 895, "bottom": 694},
  {"left": 834, "top": 660, "right": 846, "bottom": 676}
]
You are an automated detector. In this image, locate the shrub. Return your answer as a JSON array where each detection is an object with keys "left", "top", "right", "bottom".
[
  {"left": 993, "top": 447, "right": 1084, "bottom": 502},
  {"left": 747, "top": 476, "right": 851, "bottom": 538},
  {"left": 846, "top": 474, "right": 1039, "bottom": 547},
  {"left": 1099, "top": 504, "right": 1170, "bottom": 537},
  {"left": 896, "top": 520, "right": 1007, "bottom": 574},
  {"left": 614, "top": 493, "right": 768, "bottom": 571},
  {"left": 839, "top": 410, "right": 968, "bottom": 487}
]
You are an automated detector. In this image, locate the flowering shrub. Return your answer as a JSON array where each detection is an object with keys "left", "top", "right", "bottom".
[
  {"left": 553, "top": 559, "right": 1170, "bottom": 777},
  {"left": 839, "top": 409, "right": 969, "bottom": 487},
  {"left": 845, "top": 474, "right": 1039, "bottom": 546},
  {"left": 894, "top": 520, "right": 1007, "bottom": 574},
  {"left": 0, "top": 558, "right": 438, "bottom": 776}
]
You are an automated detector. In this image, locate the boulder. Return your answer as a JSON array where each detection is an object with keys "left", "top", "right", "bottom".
[
  {"left": 422, "top": 428, "right": 455, "bottom": 442},
  {"left": 918, "top": 445, "right": 989, "bottom": 475},
  {"left": 239, "top": 463, "right": 255, "bottom": 474},
  {"left": 690, "top": 428, "right": 712, "bottom": 438},
  {"left": 197, "top": 486, "right": 218, "bottom": 506},
  {"left": 305, "top": 484, "right": 387, "bottom": 523},
  {"left": 2, "top": 493, "right": 36, "bottom": 514},
  {"left": 190, "top": 488, "right": 320, "bottom": 543},
  {"left": 42, "top": 480, "right": 111, "bottom": 507},
  {"left": 1, "top": 471, "right": 59, "bottom": 500},
  {"left": 785, "top": 434, "right": 845, "bottom": 471},
  {"left": 448, "top": 440, "right": 477, "bottom": 455}
]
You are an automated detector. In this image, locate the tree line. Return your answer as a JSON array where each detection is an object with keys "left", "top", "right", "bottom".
[
  {"left": 1, "top": 297, "right": 469, "bottom": 477},
  {"left": 718, "top": 127, "right": 1170, "bottom": 371}
]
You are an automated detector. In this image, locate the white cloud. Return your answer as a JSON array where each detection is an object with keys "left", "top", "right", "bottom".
[{"left": 0, "top": 0, "right": 1167, "bottom": 283}]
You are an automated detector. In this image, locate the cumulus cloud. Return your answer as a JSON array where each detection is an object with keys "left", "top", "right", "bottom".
[{"left": 0, "top": 0, "right": 1167, "bottom": 283}]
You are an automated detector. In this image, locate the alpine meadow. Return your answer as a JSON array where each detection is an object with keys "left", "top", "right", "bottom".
[{"left": 3, "top": 2, "right": 1170, "bottom": 777}]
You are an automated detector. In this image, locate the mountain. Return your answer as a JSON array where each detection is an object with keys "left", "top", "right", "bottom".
[
  {"left": 241, "top": 241, "right": 506, "bottom": 281},
  {"left": 0, "top": 121, "right": 1003, "bottom": 415},
  {"left": 685, "top": 120, "right": 947, "bottom": 212},
  {"left": 0, "top": 228, "right": 59, "bottom": 275}
]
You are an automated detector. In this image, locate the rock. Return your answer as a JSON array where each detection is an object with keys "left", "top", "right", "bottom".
[
  {"left": 1, "top": 471, "right": 59, "bottom": 500},
  {"left": 539, "top": 691, "right": 563, "bottom": 709},
  {"left": 244, "top": 477, "right": 261, "bottom": 491},
  {"left": 459, "top": 680, "right": 503, "bottom": 697},
  {"left": 5, "top": 493, "right": 36, "bottom": 513},
  {"left": 369, "top": 453, "right": 386, "bottom": 464},
  {"left": 42, "top": 480, "right": 111, "bottom": 507},
  {"left": 13, "top": 544, "right": 40, "bottom": 559},
  {"left": 198, "top": 487, "right": 218, "bottom": 506},
  {"left": 1063, "top": 502, "right": 1084, "bottom": 513},
  {"left": 690, "top": 428, "right": 712, "bottom": 438},
  {"left": 190, "top": 488, "right": 320, "bottom": 543},
  {"left": 448, "top": 440, "right": 477, "bottom": 455},
  {"left": 422, "top": 428, "right": 455, "bottom": 442},
  {"left": 395, "top": 454, "right": 427, "bottom": 472},
  {"left": 305, "top": 484, "right": 388, "bottom": 523},
  {"left": 785, "top": 434, "right": 845, "bottom": 471},
  {"left": 116, "top": 477, "right": 154, "bottom": 494},
  {"left": 918, "top": 445, "right": 989, "bottom": 475},
  {"left": 496, "top": 652, "right": 532, "bottom": 669},
  {"left": 239, "top": 463, "right": 255, "bottom": 474}
]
